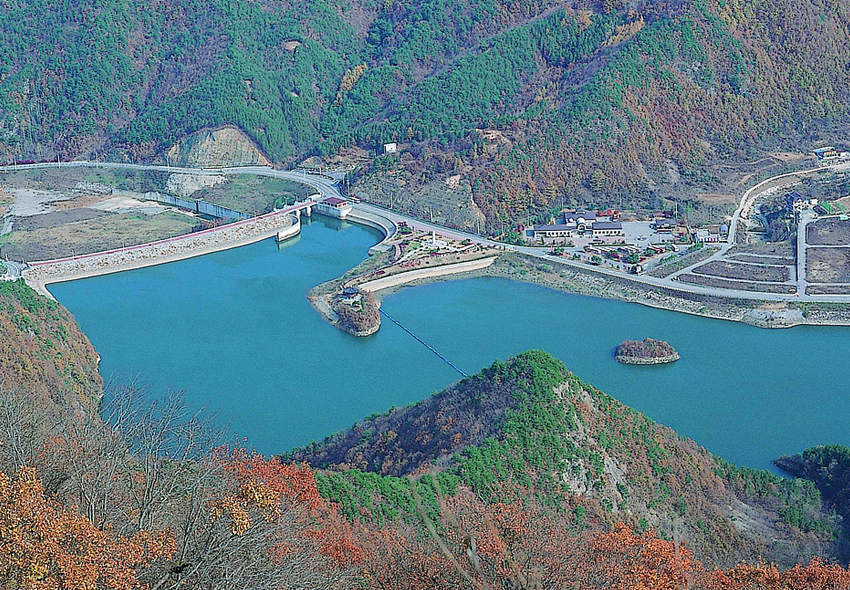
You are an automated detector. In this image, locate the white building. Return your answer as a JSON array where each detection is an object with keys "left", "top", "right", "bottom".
[
  {"left": 315, "top": 196, "right": 353, "bottom": 219},
  {"left": 383, "top": 142, "right": 398, "bottom": 154}
]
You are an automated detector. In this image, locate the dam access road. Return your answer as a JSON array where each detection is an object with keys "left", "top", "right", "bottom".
[{"left": 3, "top": 159, "right": 850, "bottom": 303}]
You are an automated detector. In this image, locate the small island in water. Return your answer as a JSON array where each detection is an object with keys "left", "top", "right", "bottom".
[
  {"left": 614, "top": 338, "right": 680, "bottom": 365},
  {"left": 330, "top": 287, "right": 381, "bottom": 336}
]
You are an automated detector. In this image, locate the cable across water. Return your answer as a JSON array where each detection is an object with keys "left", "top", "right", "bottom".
[{"left": 379, "top": 309, "right": 468, "bottom": 378}]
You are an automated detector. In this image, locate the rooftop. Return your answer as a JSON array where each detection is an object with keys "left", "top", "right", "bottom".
[
  {"left": 565, "top": 210, "right": 596, "bottom": 221},
  {"left": 323, "top": 196, "right": 348, "bottom": 206},
  {"left": 814, "top": 146, "right": 837, "bottom": 154},
  {"left": 592, "top": 221, "right": 622, "bottom": 230},
  {"left": 533, "top": 224, "right": 573, "bottom": 231}
]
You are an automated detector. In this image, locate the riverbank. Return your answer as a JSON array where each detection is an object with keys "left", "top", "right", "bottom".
[
  {"left": 358, "top": 256, "right": 496, "bottom": 292},
  {"left": 365, "top": 252, "right": 850, "bottom": 329},
  {"left": 24, "top": 209, "right": 300, "bottom": 298}
]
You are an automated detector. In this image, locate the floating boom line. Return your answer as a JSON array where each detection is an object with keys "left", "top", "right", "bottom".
[{"left": 379, "top": 309, "right": 468, "bottom": 378}]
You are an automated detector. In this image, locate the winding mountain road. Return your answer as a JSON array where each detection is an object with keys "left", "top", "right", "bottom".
[{"left": 3, "top": 159, "right": 850, "bottom": 303}]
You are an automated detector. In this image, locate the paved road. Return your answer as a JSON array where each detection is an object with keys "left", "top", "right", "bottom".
[
  {"left": 5, "top": 159, "right": 850, "bottom": 303},
  {"left": 0, "top": 260, "right": 24, "bottom": 280},
  {"left": 797, "top": 210, "right": 815, "bottom": 296}
]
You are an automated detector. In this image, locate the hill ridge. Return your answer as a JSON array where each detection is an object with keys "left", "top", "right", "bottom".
[{"left": 290, "top": 350, "right": 843, "bottom": 568}]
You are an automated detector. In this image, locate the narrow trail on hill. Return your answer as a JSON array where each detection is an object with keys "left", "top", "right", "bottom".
[{"left": 379, "top": 308, "right": 468, "bottom": 377}]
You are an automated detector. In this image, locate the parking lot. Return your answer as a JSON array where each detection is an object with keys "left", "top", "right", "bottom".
[{"left": 621, "top": 221, "right": 676, "bottom": 244}]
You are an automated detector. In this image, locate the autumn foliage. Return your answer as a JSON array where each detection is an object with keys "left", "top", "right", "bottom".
[
  {"left": 3, "top": 459, "right": 850, "bottom": 590},
  {"left": 212, "top": 449, "right": 364, "bottom": 568},
  {"left": 0, "top": 467, "right": 174, "bottom": 590}
]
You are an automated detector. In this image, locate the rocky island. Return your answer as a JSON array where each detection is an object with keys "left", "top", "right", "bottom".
[
  {"left": 614, "top": 338, "right": 680, "bottom": 365},
  {"left": 330, "top": 287, "right": 381, "bottom": 336}
]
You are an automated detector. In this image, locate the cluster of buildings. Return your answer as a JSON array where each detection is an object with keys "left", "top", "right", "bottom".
[
  {"left": 529, "top": 210, "right": 624, "bottom": 241},
  {"left": 787, "top": 191, "right": 819, "bottom": 214},
  {"left": 584, "top": 243, "right": 667, "bottom": 261}
]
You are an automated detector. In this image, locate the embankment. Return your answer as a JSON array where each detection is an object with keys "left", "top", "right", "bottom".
[
  {"left": 357, "top": 251, "right": 850, "bottom": 329},
  {"left": 480, "top": 254, "right": 850, "bottom": 329},
  {"left": 25, "top": 210, "right": 300, "bottom": 299},
  {"left": 345, "top": 207, "right": 397, "bottom": 255},
  {"left": 358, "top": 257, "right": 496, "bottom": 293}
]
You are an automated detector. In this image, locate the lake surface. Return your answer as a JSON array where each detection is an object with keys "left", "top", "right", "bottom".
[{"left": 52, "top": 217, "right": 850, "bottom": 472}]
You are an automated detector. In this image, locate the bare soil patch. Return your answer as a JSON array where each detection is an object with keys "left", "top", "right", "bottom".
[
  {"left": 806, "top": 218, "right": 850, "bottom": 246},
  {"left": 1, "top": 211, "right": 199, "bottom": 261},
  {"left": 693, "top": 260, "right": 789, "bottom": 283},
  {"left": 807, "top": 285, "right": 850, "bottom": 295},
  {"left": 677, "top": 273, "right": 796, "bottom": 294},
  {"left": 727, "top": 242, "right": 794, "bottom": 257},
  {"left": 694, "top": 193, "right": 736, "bottom": 205},
  {"left": 50, "top": 195, "right": 110, "bottom": 210},
  {"left": 13, "top": 209, "right": 110, "bottom": 231},
  {"left": 806, "top": 248, "right": 850, "bottom": 283},
  {"left": 729, "top": 254, "right": 795, "bottom": 265}
]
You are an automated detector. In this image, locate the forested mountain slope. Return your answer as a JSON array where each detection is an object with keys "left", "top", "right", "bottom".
[
  {"left": 1, "top": 0, "right": 849, "bottom": 225},
  {"left": 0, "top": 280, "right": 100, "bottom": 406},
  {"left": 289, "top": 351, "right": 843, "bottom": 569}
]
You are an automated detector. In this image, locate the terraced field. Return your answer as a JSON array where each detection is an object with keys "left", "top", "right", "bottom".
[
  {"left": 693, "top": 260, "right": 790, "bottom": 283},
  {"left": 677, "top": 273, "right": 796, "bottom": 294}
]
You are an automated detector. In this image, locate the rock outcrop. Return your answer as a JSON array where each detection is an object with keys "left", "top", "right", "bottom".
[
  {"left": 164, "top": 173, "right": 227, "bottom": 198},
  {"left": 163, "top": 126, "right": 272, "bottom": 168}
]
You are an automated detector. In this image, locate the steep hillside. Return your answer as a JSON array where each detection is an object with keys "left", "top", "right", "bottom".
[
  {"left": 163, "top": 126, "right": 272, "bottom": 168},
  {"left": 289, "top": 350, "right": 842, "bottom": 568},
  {"left": 778, "top": 445, "right": 850, "bottom": 528},
  {"left": 2, "top": 0, "right": 849, "bottom": 227},
  {"left": 0, "top": 280, "right": 101, "bottom": 408}
]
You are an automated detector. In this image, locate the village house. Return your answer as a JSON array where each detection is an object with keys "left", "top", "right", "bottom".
[
  {"left": 531, "top": 224, "right": 575, "bottom": 240},
  {"left": 814, "top": 147, "right": 840, "bottom": 161},
  {"left": 695, "top": 228, "right": 721, "bottom": 243},
  {"left": 652, "top": 219, "right": 678, "bottom": 233},
  {"left": 598, "top": 209, "right": 621, "bottom": 221},
  {"left": 787, "top": 191, "right": 818, "bottom": 213},
  {"left": 530, "top": 210, "right": 598, "bottom": 240}
]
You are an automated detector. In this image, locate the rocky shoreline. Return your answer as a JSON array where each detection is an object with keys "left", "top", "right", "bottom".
[
  {"left": 353, "top": 252, "right": 850, "bottom": 329},
  {"left": 615, "top": 353, "right": 681, "bottom": 365},
  {"left": 309, "top": 291, "right": 381, "bottom": 337}
]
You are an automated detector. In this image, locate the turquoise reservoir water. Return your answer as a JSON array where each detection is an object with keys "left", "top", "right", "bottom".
[{"left": 51, "top": 218, "right": 850, "bottom": 471}]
